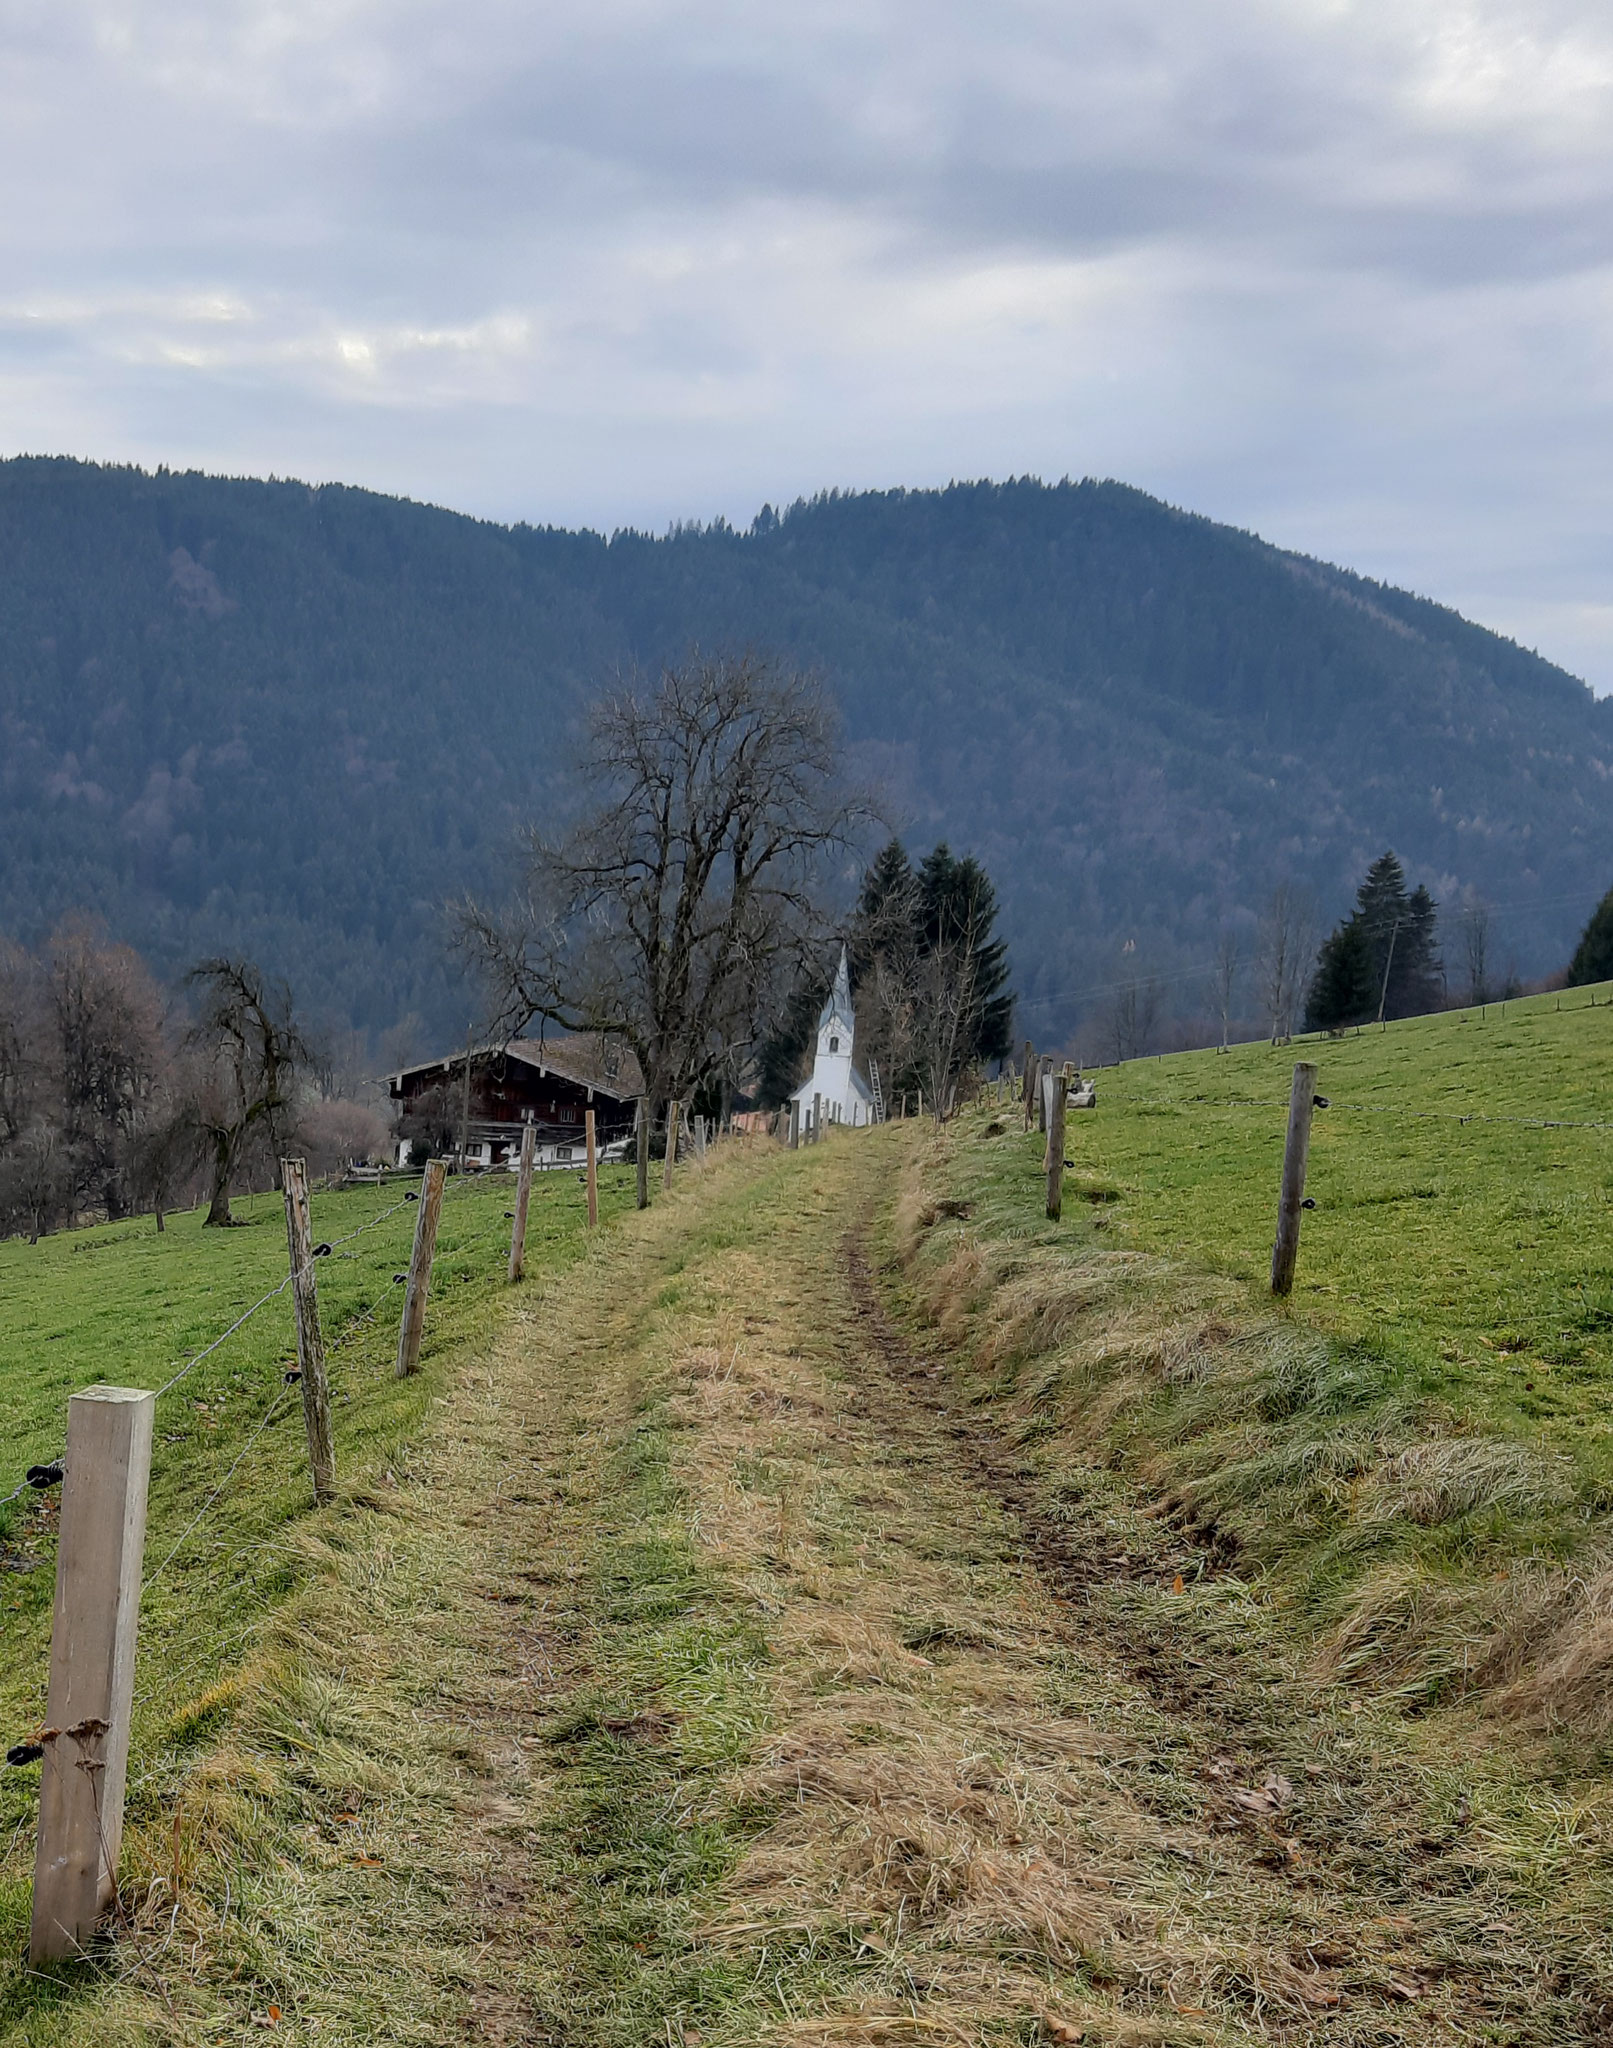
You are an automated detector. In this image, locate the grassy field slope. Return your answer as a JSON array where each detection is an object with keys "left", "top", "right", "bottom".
[
  {"left": 0, "top": 1164, "right": 634, "bottom": 2030},
  {"left": 909, "top": 983, "right": 1613, "bottom": 1732},
  {"left": 11, "top": 993, "right": 1613, "bottom": 2041}
]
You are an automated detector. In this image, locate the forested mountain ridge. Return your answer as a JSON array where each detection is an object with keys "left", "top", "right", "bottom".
[{"left": 1, "top": 456, "right": 1608, "bottom": 1050}]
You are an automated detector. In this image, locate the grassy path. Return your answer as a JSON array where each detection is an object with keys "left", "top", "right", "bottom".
[{"left": 25, "top": 1127, "right": 1613, "bottom": 2044}]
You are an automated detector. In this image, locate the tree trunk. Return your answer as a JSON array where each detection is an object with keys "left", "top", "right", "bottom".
[{"left": 204, "top": 1131, "right": 236, "bottom": 1227}]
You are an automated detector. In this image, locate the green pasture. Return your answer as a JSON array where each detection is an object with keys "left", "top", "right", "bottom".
[
  {"left": 1047, "top": 985, "right": 1613, "bottom": 1461},
  {"left": 0, "top": 1161, "right": 633, "bottom": 1971},
  {"left": 904, "top": 985, "right": 1613, "bottom": 1715}
]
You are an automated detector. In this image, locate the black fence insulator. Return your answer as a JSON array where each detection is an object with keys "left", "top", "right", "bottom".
[
  {"left": 1301, "top": 1196, "right": 1318, "bottom": 1210},
  {"left": 392, "top": 1272, "right": 407, "bottom": 1284},
  {"left": 312, "top": 1242, "right": 333, "bottom": 1257},
  {"left": 404, "top": 1191, "right": 420, "bottom": 1203},
  {"left": 25, "top": 1464, "right": 63, "bottom": 1490},
  {"left": 1313, "top": 1095, "right": 1330, "bottom": 1108},
  {"left": 6, "top": 1742, "right": 43, "bottom": 1767},
  {"left": 503, "top": 1211, "right": 514, "bottom": 1220},
  {"left": 283, "top": 1367, "right": 303, "bottom": 1384}
]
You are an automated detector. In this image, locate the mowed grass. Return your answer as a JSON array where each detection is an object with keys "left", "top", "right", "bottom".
[
  {"left": 0, "top": 1161, "right": 633, "bottom": 1995},
  {"left": 1061, "top": 983, "right": 1613, "bottom": 1463}
]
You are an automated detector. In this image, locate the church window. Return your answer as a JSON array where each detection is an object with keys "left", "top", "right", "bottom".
[{"left": 829, "top": 1035, "right": 840, "bottom": 1052}]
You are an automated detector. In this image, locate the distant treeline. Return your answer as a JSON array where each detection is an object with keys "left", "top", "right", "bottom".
[{"left": 4, "top": 459, "right": 1613, "bottom": 1051}]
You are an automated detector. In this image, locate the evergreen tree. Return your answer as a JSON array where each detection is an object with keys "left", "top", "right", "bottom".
[
  {"left": 1397, "top": 883, "right": 1442, "bottom": 1014},
  {"left": 1304, "top": 917, "right": 1376, "bottom": 1030},
  {"left": 1568, "top": 886, "right": 1613, "bottom": 985},
  {"left": 916, "top": 845, "right": 1014, "bottom": 1068},
  {"left": 1305, "top": 851, "right": 1441, "bottom": 1030},
  {"left": 753, "top": 973, "right": 829, "bottom": 1108},
  {"left": 851, "top": 839, "right": 918, "bottom": 983}
]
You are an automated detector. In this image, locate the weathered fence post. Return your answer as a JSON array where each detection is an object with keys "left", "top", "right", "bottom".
[
  {"left": 509, "top": 1121, "right": 535, "bottom": 1281},
  {"left": 635, "top": 1097, "right": 649, "bottom": 1209},
  {"left": 694, "top": 1114, "right": 707, "bottom": 1164},
  {"left": 663, "top": 1099, "right": 680, "bottom": 1189},
  {"left": 1021, "top": 1042, "right": 1036, "bottom": 1127},
  {"left": 1045, "top": 1072, "right": 1068, "bottom": 1220},
  {"left": 395, "top": 1157, "right": 447, "bottom": 1377},
  {"left": 812, "top": 1092, "right": 821, "bottom": 1145},
  {"left": 29, "top": 1385, "right": 155, "bottom": 1965},
  {"left": 280, "top": 1157, "right": 335, "bottom": 1504},
  {"left": 585, "top": 1107, "right": 598, "bottom": 1229},
  {"left": 1270, "top": 1062, "right": 1319, "bottom": 1297}
]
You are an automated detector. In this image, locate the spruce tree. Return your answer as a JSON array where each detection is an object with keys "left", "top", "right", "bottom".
[
  {"left": 1568, "top": 886, "right": 1613, "bottom": 985},
  {"left": 916, "top": 845, "right": 1014, "bottom": 1067},
  {"left": 1395, "top": 883, "right": 1442, "bottom": 1014},
  {"left": 851, "top": 839, "right": 917, "bottom": 983},
  {"left": 1304, "top": 917, "right": 1376, "bottom": 1030},
  {"left": 1305, "top": 851, "right": 1441, "bottom": 1029}
]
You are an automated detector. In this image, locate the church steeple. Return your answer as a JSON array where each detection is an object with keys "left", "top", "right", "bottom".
[{"left": 817, "top": 944, "right": 854, "bottom": 1057}]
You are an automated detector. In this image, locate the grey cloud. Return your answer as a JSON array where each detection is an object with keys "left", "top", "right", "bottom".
[{"left": 0, "top": 0, "right": 1610, "bottom": 680}]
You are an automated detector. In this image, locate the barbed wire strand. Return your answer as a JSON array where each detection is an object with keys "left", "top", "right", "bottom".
[
  {"left": 2, "top": 1186, "right": 422, "bottom": 1516},
  {"left": 1120, "top": 1095, "right": 1613, "bottom": 1132},
  {"left": 7, "top": 1172, "right": 552, "bottom": 1752},
  {"left": 142, "top": 1387, "right": 294, "bottom": 1597}
]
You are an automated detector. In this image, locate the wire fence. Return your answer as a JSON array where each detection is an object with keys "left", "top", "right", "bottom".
[
  {"left": 1109, "top": 1093, "right": 1613, "bottom": 1133},
  {"left": 0, "top": 1151, "right": 611, "bottom": 1786}
]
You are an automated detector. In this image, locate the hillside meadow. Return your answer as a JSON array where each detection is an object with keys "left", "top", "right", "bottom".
[
  {"left": 0, "top": 1161, "right": 632, "bottom": 2015},
  {"left": 905, "top": 981, "right": 1613, "bottom": 1725},
  {"left": 7, "top": 1016, "right": 1613, "bottom": 2037}
]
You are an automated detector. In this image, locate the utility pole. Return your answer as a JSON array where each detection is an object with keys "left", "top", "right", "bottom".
[{"left": 1375, "top": 920, "right": 1402, "bottom": 1027}]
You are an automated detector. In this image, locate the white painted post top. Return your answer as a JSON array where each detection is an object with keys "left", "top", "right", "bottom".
[{"left": 75, "top": 1386, "right": 154, "bottom": 1406}]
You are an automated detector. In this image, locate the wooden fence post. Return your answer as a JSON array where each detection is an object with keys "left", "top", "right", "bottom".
[
  {"left": 280, "top": 1158, "right": 335, "bottom": 1504},
  {"left": 636, "top": 1097, "right": 649, "bottom": 1209},
  {"left": 663, "top": 1100, "right": 680, "bottom": 1189},
  {"left": 1045, "top": 1072, "right": 1068, "bottom": 1222},
  {"left": 1021, "top": 1042, "right": 1036, "bottom": 1127},
  {"left": 812, "top": 1093, "right": 821, "bottom": 1144},
  {"left": 788, "top": 1099, "right": 800, "bottom": 1149},
  {"left": 29, "top": 1385, "right": 155, "bottom": 1965},
  {"left": 395, "top": 1158, "right": 447, "bottom": 1377},
  {"left": 509, "top": 1122, "right": 535, "bottom": 1281},
  {"left": 1270, "top": 1062, "right": 1319, "bottom": 1297},
  {"left": 694, "top": 1114, "right": 707, "bottom": 1164},
  {"left": 585, "top": 1107, "right": 598, "bottom": 1229}
]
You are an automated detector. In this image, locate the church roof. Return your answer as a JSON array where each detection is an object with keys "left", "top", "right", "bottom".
[{"left": 817, "top": 944, "right": 853, "bottom": 1031}]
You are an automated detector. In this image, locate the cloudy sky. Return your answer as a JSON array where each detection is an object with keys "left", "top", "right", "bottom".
[{"left": 3, "top": 0, "right": 1611, "bottom": 681}]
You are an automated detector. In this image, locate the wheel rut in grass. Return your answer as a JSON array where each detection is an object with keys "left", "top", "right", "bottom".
[{"left": 839, "top": 1207, "right": 1613, "bottom": 2045}]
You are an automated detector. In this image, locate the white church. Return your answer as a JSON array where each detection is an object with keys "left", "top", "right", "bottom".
[{"left": 790, "top": 946, "right": 878, "bottom": 1130}]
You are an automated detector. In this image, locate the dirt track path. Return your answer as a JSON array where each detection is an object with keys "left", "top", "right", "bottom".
[{"left": 100, "top": 1130, "right": 1609, "bottom": 2047}]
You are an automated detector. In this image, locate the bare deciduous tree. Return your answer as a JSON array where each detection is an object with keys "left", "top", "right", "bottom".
[
  {"left": 1214, "top": 926, "right": 1242, "bottom": 1052},
  {"left": 1258, "top": 883, "right": 1318, "bottom": 1044},
  {"left": 1107, "top": 973, "right": 1160, "bottom": 1063},
  {"left": 914, "top": 902, "right": 983, "bottom": 1121},
  {"left": 0, "top": 940, "right": 40, "bottom": 1149},
  {"left": 0, "top": 1119, "right": 71, "bottom": 1244},
  {"left": 47, "top": 921, "right": 167, "bottom": 1219},
  {"left": 1460, "top": 894, "right": 1491, "bottom": 1007},
  {"left": 185, "top": 958, "right": 310, "bottom": 1226},
  {"left": 458, "top": 651, "right": 864, "bottom": 1123}
]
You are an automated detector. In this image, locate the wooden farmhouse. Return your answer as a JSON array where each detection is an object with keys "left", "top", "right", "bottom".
[{"left": 388, "top": 1035, "right": 644, "bottom": 1171}]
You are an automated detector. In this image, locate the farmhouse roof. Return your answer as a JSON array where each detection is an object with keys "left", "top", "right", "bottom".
[{"left": 391, "top": 1033, "right": 644, "bottom": 1101}]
